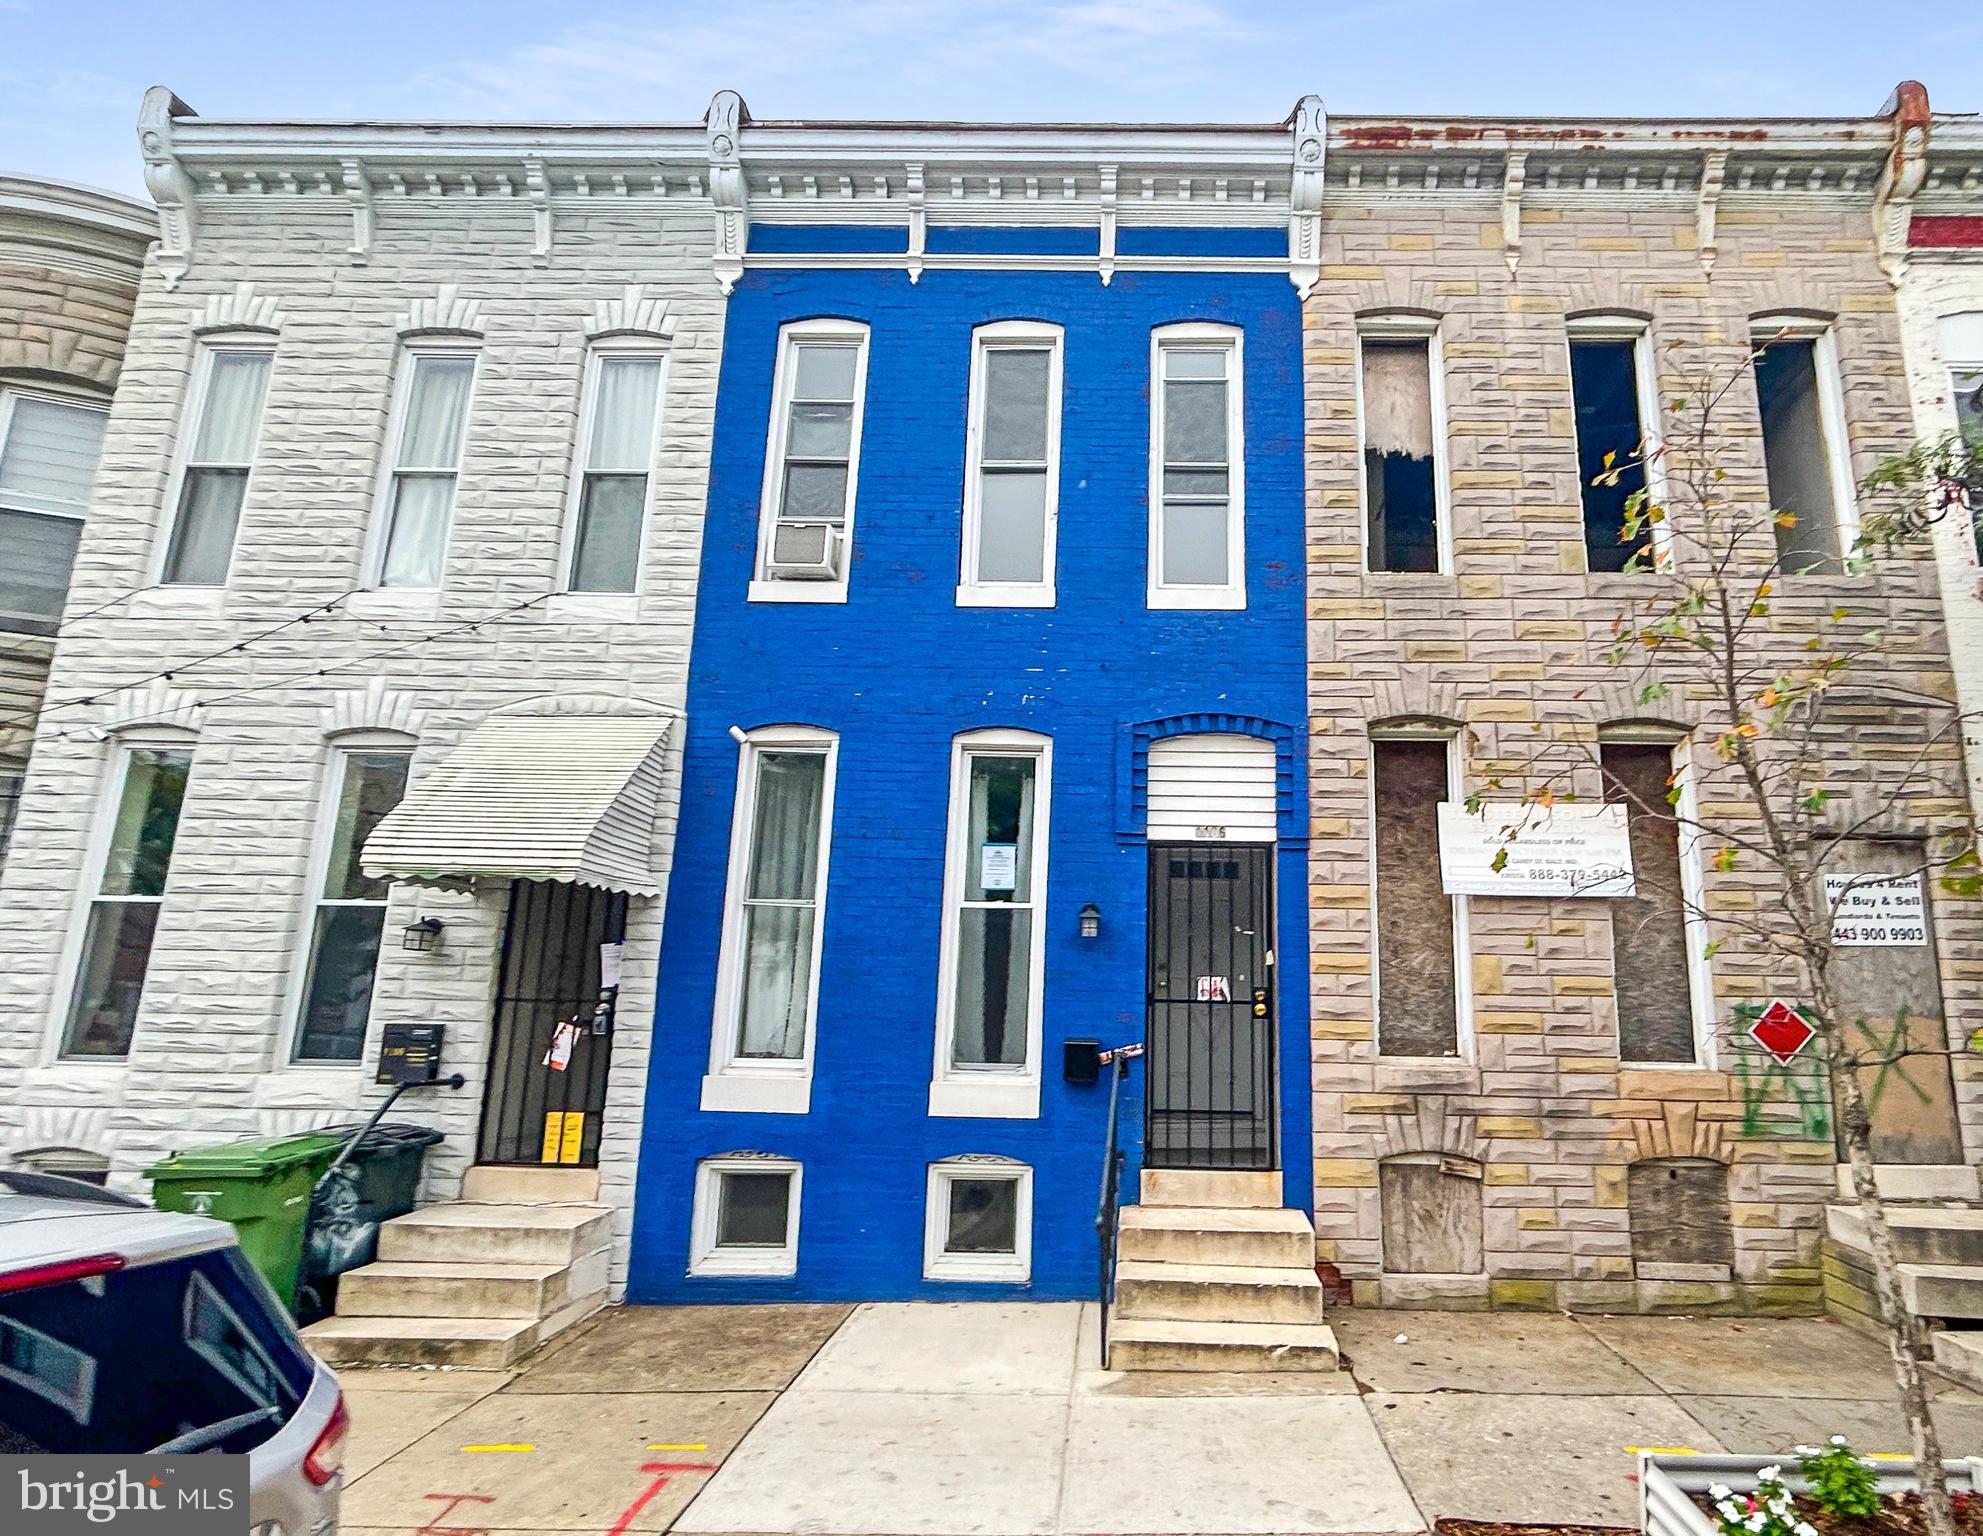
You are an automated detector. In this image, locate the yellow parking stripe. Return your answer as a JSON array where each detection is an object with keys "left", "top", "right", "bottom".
[{"left": 462, "top": 1444, "right": 535, "bottom": 1453}]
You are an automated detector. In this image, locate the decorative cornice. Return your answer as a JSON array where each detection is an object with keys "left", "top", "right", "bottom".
[
  {"left": 706, "top": 90, "right": 748, "bottom": 295},
  {"left": 340, "top": 157, "right": 372, "bottom": 262},
  {"left": 587, "top": 283, "right": 673, "bottom": 342},
  {"left": 325, "top": 677, "right": 424, "bottom": 739},
  {"left": 192, "top": 280, "right": 283, "bottom": 335},
  {"left": 137, "top": 85, "right": 198, "bottom": 290},
  {"left": 1696, "top": 149, "right": 1728, "bottom": 276},
  {"left": 1501, "top": 151, "right": 1527, "bottom": 276},
  {"left": 1873, "top": 81, "right": 1931, "bottom": 285},
  {"left": 1287, "top": 94, "right": 1325, "bottom": 298},
  {"left": 396, "top": 282, "right": 483, "bottom": 339}
]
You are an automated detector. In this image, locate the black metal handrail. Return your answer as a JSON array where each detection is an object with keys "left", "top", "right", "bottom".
[{"left": 1094, "top": 1043, "right": 1139, "bottom": 1367}]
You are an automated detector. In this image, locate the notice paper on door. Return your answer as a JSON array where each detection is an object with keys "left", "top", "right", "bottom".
[
  {"left": 543, "top": 1018, "right": 581, "bottom": 1071},
  {"left": 980, "top": 843, "right": 1018, "bottom": 892},
  {"left": 599, "top": 941, "right": 625, "bottom": 989},
  {"left": 1195, "top": 976, "right": 1232, "bottom": 1002}
]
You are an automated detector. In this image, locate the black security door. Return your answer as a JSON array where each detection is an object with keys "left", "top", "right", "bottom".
[
  {"left": 479, "top": 880, "right": 627, "bottom": 1167},
  {"left": 1145, "top": 843, "right": 1276, "bottom": 1170}
]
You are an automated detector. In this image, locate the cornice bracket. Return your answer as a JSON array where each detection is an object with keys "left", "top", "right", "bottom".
[
  {"left": 340, "top": 158, "right": 373, "bottom": 264},
  {"left": 1288, "top": 94, "right": 1325, "bottom": 298},
  {"left": 905, "top": 161, "right": 926, "bottom": 285},
  {"left": 1501, "top": 151, "right": 1527, "bottom": 277},
  {"left": 523, "top": 157, "right": 552, "bottom": 264},
  {"left": 706, "top": 89, "right": 749, "bottom": 295},
  {"left": 1098, "top": 164, "right": 1118, "bottom": 287},
  {"left": 1696, "top": 149, "right": 1728, "bottom": 277},
  {"left": 1873, "top": 81, "right": 1931, "bottom": 286},
  {"left": 137, "top": 86, "right": 198, "bottom": 290}
]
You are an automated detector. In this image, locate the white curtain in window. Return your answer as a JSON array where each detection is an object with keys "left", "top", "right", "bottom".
[
  {"left": 736, "top": 752, "right": 825, "bottom": 1059},
  {"left": 588, "top": 357, "right": 663, "bottom": 471},
  {"left": 0, "top": 397, "right": 108, "bottom": 516},
  {"left": 397, "top": 357, "right": 473, "bottom": 469},
  {"left": 191, "top": 353, "right": 271, "bottom": 464},
  {"left": 381, "top": 478, "right": 453, "bottom": 588}
]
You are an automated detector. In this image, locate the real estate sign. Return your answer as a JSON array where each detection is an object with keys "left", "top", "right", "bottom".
[
  {"left": 1823, "top": 872, "right": 1928, "bottom": 947},
  {"left": 1437, "top": 802, "right": 1636, "bottom": 898}
]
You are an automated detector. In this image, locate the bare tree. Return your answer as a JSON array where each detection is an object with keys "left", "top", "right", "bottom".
[{"left": 1472, "top": 334, "right": 1981, "bottom": 1536}]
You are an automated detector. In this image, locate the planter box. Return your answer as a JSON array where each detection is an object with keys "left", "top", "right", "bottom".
[{"left": 1641, "top": 1453, "right": 1983, "bottom": 1536}]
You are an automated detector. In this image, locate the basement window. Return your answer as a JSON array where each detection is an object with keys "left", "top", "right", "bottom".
[
  {"left": 1752, "top": 321, "right": 1856, "bottom": 575},
  {"left": 1360, "top": 327, "right": 1446, "bottom": 573},
  {"left": 690, "top": 1156, "right": 801, "bottom": 1278},
  {"left": 1628, "top": 1157, "right": 1733, "bottom": 1278},
  {"left": 923, "top": 1158, "right": 1031, "bottom": 1283}
]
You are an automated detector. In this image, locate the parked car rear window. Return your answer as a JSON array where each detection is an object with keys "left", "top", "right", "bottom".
[{"left": 0, "top": 1245, "right": 315, "bottom": 1455}]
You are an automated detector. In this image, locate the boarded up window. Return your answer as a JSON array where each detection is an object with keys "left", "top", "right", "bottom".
[
  {"left": 1602, "top": 743, "right": 1696, "bottom": 1064},
  {"left": 1829, "top": 840, "right": 1961, "bottom": 1165},
  {"left": 1381, "top": 1154, "right": 1484, "bottom": 1274},
  {"left": 1570, "top": 339, "right": 1651, "bottom": 573},
  {"left": 1754, "top": 336, "right": 1842, "bottom": 574},
  {"left": 1362, "top": 338, "right": 1440, "bottom": 573},
  {"left": 1628, "top": 1158, "right": 1733, "bottom": 1271},
  {"left": 1374, "top": 739, "right": 1458, "bottom": 1057}
]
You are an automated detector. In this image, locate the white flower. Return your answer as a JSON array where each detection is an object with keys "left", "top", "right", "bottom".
[
  {"left": 1710, "top": 1485, "right": 1733, "bottom": 1501},
  {"left": 1758, "top": 1467, "right": 1782, "bottom": 1482},
  {"left": 1829, "top": 1436, "right": 1847, "bottom": 1446},
  {"left": 1793, "top": 1446, "right": 1818, "bottom": 1457},
  {"left": 1746, "top": 1512, "right": 1767, "bottom": 1531}
]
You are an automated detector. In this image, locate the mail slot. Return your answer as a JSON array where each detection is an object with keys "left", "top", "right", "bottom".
[
  {"left": 1062, "top": 1039, "right": 1102, "bottom": 1086},
  {"left": 377, "top": 1022, "right": 445, "bottom": 1086}
]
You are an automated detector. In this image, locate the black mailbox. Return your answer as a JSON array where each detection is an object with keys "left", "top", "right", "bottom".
[
  {"left": 377, "top": 1022, "right": 445, "bottom": 1086},
  {"left": 1062, "top": 1039, "right": 1101, "bottom": 1086}
]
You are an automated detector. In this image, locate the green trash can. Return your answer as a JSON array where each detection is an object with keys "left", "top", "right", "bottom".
[{"left": 145, "top": 1132, "right": 346, "bottom": 1310}]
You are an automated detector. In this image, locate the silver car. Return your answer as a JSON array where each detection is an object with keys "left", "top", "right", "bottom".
[{"left": 0, "top": 1170, "right": 344, "bottom": 1535}]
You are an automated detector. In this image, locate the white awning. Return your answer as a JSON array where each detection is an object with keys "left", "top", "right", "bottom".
[{"left": 362, "top": 713, "right": 674, "bottom": 895}]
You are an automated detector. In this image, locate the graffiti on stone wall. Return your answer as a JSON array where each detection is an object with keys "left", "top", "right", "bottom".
[{"left": 1727, "top": 1003, "right": 1833, "bottom": 1141}]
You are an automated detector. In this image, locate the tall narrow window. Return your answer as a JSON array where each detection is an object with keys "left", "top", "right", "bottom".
[
  {"left": 1603, "top": 741, "right": 1704, "bottom": 1064},
  {"left": 1753, "top": 323, "right": 1854, "bottom": 575},
  {"left": 1373, "top": 737, "right": 1462, "bottom": 1058},
  {"left": 933, "top": 733, "right": 1049, "bottom": 1117},
  {"left": 1361, "top": 328, "right": 1444, "bottom": 573},
  {"left": 0, "top": 390, "right": 108, "bottom": 634},
  {"left": 160, "top": 347, "right": 271, "bottom": 586},
  {"left": 294, "top": 748, "right": 412, "bottom": 1062},
  {"left": 1150, "top": 324, "right": 1244, "bottom": 608},
  {"left": 63, "top": 745, "right": 193, "bottom": 1057},
  {"left": 1950, "top": 366, "right": 1983, "bottom": 563},
  {"left": 1569, "top": 321, "right": 1659, "bottom": 572},
  {"left": 755, "top": 322, "right": 867, "bottom": 594},
  {"left": 567, "top": 351, "right": 666, "bottom": 594},
  {"left": 960, "top": 323, "right": 1060, "bottom": 604},
  {"left": 376, "top": 351, "right": 475, "bottom": 588},
  {"left": 705, "top": 730, "right": 836, "bottom": 1113}
]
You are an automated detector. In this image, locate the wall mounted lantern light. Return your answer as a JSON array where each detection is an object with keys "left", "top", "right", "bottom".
[
  {"left": 1078, "top": 903, "right": 1101, "bottom": 940},
  {"left": 401, "top": 916, "right": 446, "bottom": 953}
]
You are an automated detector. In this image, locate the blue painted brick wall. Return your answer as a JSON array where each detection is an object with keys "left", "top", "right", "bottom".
[{"left": 627, "top": 258, "right": 1312, "bottom": 1303}]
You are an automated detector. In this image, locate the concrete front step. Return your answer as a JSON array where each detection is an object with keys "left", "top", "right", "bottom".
[
  {"left": 1139, "top": 1170, "right": 1282, "bottom": 1209},
  {"left": 1932, "top": 1331, "right": 1983, "bottom": 1391},
  {"left": 1115, "top": 1259, "right": 1326, "bottom": 1326},
  {"left": 1117, "top": 1204, "right": 1315, "bottom": 1268},
  {"left": 1828, "top": 1204, "right": 1983, "bottom": 1268},
  {"left": 1834, "top": 1165, "right": 1980, "bottom": 1203},
  {"left": 335, "top": 1259, "right": 576, "bottom": 1320},
  {"left": 1108, "top": 1317, "right": 1340, "bottom": 1373},
  {"left": 1901, "top": 1263, "right": 1983, "bottom": 1321},
  {"left": 462, "top": 1165, "right": 602, "bottom": 1205},
  {"left": 301, "top": 1290, "right": 602, "bottom": 1369},
  {"left": 377, "top": 1202, "right": 612, "bottom": 1266}
]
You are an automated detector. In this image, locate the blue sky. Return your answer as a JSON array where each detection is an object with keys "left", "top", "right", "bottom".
[{"left": 7, "top": 0, "right": 1983, "bottom": 200}]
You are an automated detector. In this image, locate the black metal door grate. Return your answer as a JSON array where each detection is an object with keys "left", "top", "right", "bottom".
[
  {"left": 478, "top": 880, "right": 627, "bottom": 1167},
  {"left": 1144, "top": 843, "right": 1276, "bottom": 1170}
]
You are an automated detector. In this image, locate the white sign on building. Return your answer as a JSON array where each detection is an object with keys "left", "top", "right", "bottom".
[
  {"left": 1437, "top": 802, "right": 1637, "bottom": 898},
  {"left": 1824, "top": 872, "right": 1928, "bottom": 947}
]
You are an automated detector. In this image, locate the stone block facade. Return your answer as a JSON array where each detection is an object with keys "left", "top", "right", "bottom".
[
  {"left": 0, "top": 127, "right": 727, "bottom": 1292},
  {"left": 1301, "top": 153, "right": 1983, "bottom": 1311}
]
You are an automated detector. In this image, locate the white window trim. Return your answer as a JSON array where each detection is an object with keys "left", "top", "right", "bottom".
[
  {"left": 152, "top": 338, "right": 274, "bottom": 588},
  {"left": 922, "top": 1159, "right": 1033, "bottom": 1283},
  {"left": 1565, "top": 315, "right": 1672, "bottom": 569},
  {"left": 559, "top": 340, "right": 670, "bottom": 596},
  {"left": 283, "top": 735, "right": 416, "bottom": 1066},
  {"left": 1750, "top": 316, "right": 1861, "bottom": 560},
  {"left": 1148, "top": 322, "right": 1246, "bottom": 610},
  {"left": 1368, "top": 730, "right": 1473, "bottom": 1063},
  {"left": 1940, "top": 319, "right": 1983, "bottom": 571},
  {"left": 749, "top": 318, "right": 869, "bottom": 605},
  {"left": 958, "top": 320, "right": 1062, "bottom": 608},
  {"left": 689, "top": 1156, "right": 802, "bottom": 1277},
  {"left": 1601, "top": 730, "right": 1717, "bottom": 1070},
  {"left": 929, "top": 729, "right": 1051, "bottom": 1120},
  {"left": 363, "top": 343, "right": 480, "bottom": 591},
  {"left": 48, "top": 731, "right": 197, "bottom": 1063},
  {"left": 0, "top": 384, "right": 109, "bottom": 636},
  {"left": 702, "top": 726, "right": 838, "bottom": 1115},
  {"left": 1355, "top": 315, "right": 1453, "bottom": 576}
]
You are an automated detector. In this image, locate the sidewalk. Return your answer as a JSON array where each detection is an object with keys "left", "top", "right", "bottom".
[{"left": 336, "top": 1303, "right": 1983, "bottom": 1536}]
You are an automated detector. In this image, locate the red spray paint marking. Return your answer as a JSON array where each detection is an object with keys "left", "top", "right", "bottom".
[
  {"left": 418, "top": 1491, "right": 495, "bottom": 1536},
  {"left": 604, "top": 1460, "right": 720, "bottom": 1536}
]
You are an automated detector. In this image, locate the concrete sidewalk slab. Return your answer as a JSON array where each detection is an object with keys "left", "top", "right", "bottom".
[
  {"left": 1335, "top": 1310, "right": 1662, "bottom": 1395},
  {"left": 796, "top": 1301, "right": 1081, "bottom": 1396},
  {"left": 342, "top": 1390, "right": 769, "bottom": 1532},
  {"left": 1365, "top": 1391, "right": 1726, "bottom": 1527},
  {"left": 1578, "top": 1316, "right": 1908, "bottom": 1399},
  {"left": 1060, "top": 1394, "right": 1424, "bottom": 1535},
  {"left": 1676, "top": 1393, "right": 1983, "bottom": 1458},
  {"left": 506, "top": 1303, "right": 852, "bottom": 1393},
  {"left": 672, "top": 1387, "right": 1068, "bottom": 1535},
  {"left": 342, "top": 1387, "right": 489, "bottom": 1481}
]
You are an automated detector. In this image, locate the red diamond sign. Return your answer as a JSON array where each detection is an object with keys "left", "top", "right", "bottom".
[{"left": 1750, "top": 999, "right": 1816, "bottom": 1065}]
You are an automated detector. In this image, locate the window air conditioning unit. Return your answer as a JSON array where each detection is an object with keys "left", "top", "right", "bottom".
[{"left": 766, "top": 520, "right": 844, "bottom": 581}]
